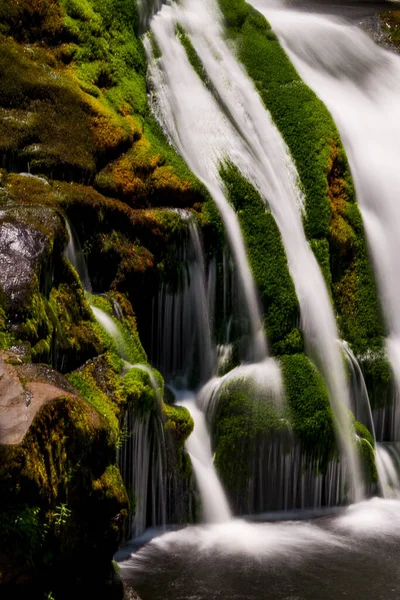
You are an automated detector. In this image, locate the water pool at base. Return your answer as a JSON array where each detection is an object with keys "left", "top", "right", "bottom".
[{"left": 118, "top": 498, "right": 400, "bottom": 599}]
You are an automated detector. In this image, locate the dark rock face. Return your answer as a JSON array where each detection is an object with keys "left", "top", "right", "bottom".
[
  {"left": 0, "top": 220, "right": 49, "bottom": 308},
  {"left": 0, "top": 204, "right": 64, "bottom": 309}
]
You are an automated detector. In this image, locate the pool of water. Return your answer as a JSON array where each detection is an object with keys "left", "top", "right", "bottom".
[{"left": 118, "top": 498, "right": 400, "bottom": 600}]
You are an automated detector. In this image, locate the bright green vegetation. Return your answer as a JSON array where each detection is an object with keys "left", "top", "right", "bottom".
[
  {"left": 0, "top": 0, "right": 205, "bottom": 204},
  {"left": 216, "top": 0, "right": 385, "bottom": 360},
  {"left": 280, "top": 355, "right": 336, "bottom": 466},
  {"left": 213, "top": 377, "right": 287, "bottom": 496},
  {"left": 89, "top": 293, "right": 147, "bottom": 364},
  {"left": 213, "top": 354, "right": 336, "bottom": 497},
  {"left": 164, "top": 403, "right": 194, "bottom": 446},
  {"left": 221, "top": 163, "right": 302, "bottom": 355}
]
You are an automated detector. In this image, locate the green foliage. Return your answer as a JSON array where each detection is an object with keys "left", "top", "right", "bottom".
[
  {"left": 52, "top": 503, "right": 72, "bottom": 533},
  {"left": 220, "top": 163, "right": 302, "bottom": 354}
]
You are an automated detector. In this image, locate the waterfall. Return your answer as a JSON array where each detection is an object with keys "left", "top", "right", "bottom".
[
  {"left": 145, "top": 0, "right": 362, "bottom": 500},
  {"left": 256, "top": 1, "right": 400, "bottom": 442},
  {"left": 138, "top": 0, "right": 165, "bottom": 32},
  {"left": 341, "top": 340, "right": 376, "bottom": 437},
  {"left": 152, "top": 215, "right": 216, "bottom": 388},
  {"left": 144, "top": 13, "right": 268, "bottom": 364},
  {"left": 63, "top": 222, "right": 168, "bottom": 538},
  {"left": 90, "top": 299, "right": 168, "bottom": 537}
]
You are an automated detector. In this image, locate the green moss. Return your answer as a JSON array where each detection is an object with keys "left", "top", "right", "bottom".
[
  {"left": 123, "top": 367, "right": 159, "bottom": 412},
  {"left": 220, "top": 163, "right": 302, "bottom": 354},
  {"left": 164, "top": 404, "right": 194, "bottom": 447},
  {"left": 68, "top": 359, "right": 120, "bottom": 433},
  {"left": 354, "top": 420, "right": 378, "bottom": 485},
  {"left": 92, "top": 464, "right": 128, "bottom": 506},
  {"left": 213, "top": 377, "right": 287, "bottom": 494},
  {"left": 0, "top": 393, "right": 125, "bottom": 586},
  {"left": 49, "top": 260, "right": 107, "bottom": 372},
  {"left": 0, "top": 0, "right": 63, "bottom": 42}
]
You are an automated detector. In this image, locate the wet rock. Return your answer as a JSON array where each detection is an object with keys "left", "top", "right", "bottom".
[
  {"left": 0, "top": 205, "right": 64, "bottom": 312},
  {"left": 0, "top": 351, "right": 78, "bottom": 445}
]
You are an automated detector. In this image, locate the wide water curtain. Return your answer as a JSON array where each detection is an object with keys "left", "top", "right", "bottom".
[
  {"left": 254, "top": 1, "right": 400, "bottom": 442},
  {"left": 146, "top": 0, "right": 363, "bottom": 502}
]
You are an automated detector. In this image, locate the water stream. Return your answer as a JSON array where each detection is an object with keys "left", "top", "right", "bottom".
[{"left": 178, "top": 392, "right": 232, "bottom": 523}]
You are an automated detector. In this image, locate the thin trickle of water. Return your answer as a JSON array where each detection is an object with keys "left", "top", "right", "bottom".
[
  {"left": 119, "top": 363, "right": 167, "bottom": 538},
  {"left": 91, "top": 305, "right": 129, "bottom": 360},
  {"left": 64, "top": 219, "right": 92, "bottom": 293},
  {"left": 146, "top": 0, "right": 361, "bottom": 499},
  {"left": 153, "top": 216, "right": 215, "bottom": 387},
  {"left": 178, "top": 392, "right": 232, "bottom": 523},
  {"left": 257, "top": 2, "right": 400, "bottom": 441},
  {"left": 341, "top": 340, "right": 376, "bottom": 438},
  {"left": 120, "top": 405, "right": 167, "bottom": 537}
]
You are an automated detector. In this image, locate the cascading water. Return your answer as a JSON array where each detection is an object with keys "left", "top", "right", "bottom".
[
  {"left": 145, "top": 0, "right": 362, "bottom": 501},
  {"left": 152, "top": 214, "right": 215, "bottom": 388},
  {"left": 255, "top": 0, "right": 400, "bottom": 444},
  {"left": 341, "top": 340, "right": 376, "bottom": 436},
  {"left": 64, "top": 217, "right": 168, "bottom": 537},
  {"left": 178, "top": 391, "right": 232, "bottom": 523},
  {"left": 376, "top": 442, "right": 400, "bottom": 498},
  {"left": 145, "top": 13, "right": 268, "bottom": 364}
]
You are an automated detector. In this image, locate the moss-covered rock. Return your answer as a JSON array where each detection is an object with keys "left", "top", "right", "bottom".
[{"left": 0, "top": 351, "right": 127, "bottom": 588}]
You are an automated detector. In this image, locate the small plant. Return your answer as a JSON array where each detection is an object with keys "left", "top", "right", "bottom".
[{"left": 53, "top": 503, "right": 72, "bottom": 534}]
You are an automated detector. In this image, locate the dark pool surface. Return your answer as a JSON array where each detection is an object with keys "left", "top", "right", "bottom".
[{"left": 119, "top": 499, "right": 400, "bottom": 600}]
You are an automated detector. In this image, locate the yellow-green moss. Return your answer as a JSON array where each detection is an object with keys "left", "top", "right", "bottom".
[{"left": 164, "top": 404, "right": 194, "bottom": 447}]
